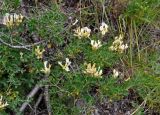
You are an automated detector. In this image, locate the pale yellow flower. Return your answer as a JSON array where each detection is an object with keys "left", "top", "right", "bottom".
[
  {"left": 58, "top": 58, "right": 71, "bottom": 72},
  {"left": 3, "top": 13, "right": 24, "bottom": 28},
  {"left": 124, "top": 77, "right": 130, "bottom": 81},
  {"left": 109, "top": 46, "right": 116, "bottom": 51},
  {"left": 109, "top": 38, "right": 120, "bottom": 51},
  {"left": 94, "top": 67, "right": 103, "bottom": 77},
  {"left": 119, "top": 44, "right": 128, "bottom": 50},
  {"left": 115, "top": 34, "right": 123, "bottom": 40},
  {"left": 0, "top": 96, "right": 8, "bottom": 109},
  {"left": 84, "top": 63, "right": 102, "bottom": 78},
  {"left": 84, "top": 63, "right": 96, "bottom": 74},
  {"left": 118, "top": 44, "right": 128, "bottom": 53},
  {"left": 15, "top": 14, "right": 23, "bottom": 24},
  {"left": 90, "top": 40, "right": 102, "bottom": 50},
  {"left": 100, "top": 22, "right": 109, "bottom": 36},
  {"left": 74, "top": 27, "right": 91, "bottom": 38},
  {"left": 41, "top": 61, "right": 51, "bottom": 75},
  {"left": 81, "top": 27, "right": 91, "bottom": 38},
  {"left": 74, "top": 27, "right": 82, "bottom": 38},
  {"left": 109, "top": 34, "right": 128, "bottom": 53},
  {"left": 20, "top": 52, "right": 23, "bottom": 59},
  {"left": 113, "top": 69, "right": 119, "bottom": 78},
  {"left": 3, "top": 13, "right": 14, "bottom": 28},
  {"left": 35, "top": 46, "right": 45, "bottom": 59},
  {"left": 112, "top": 38, "right": 123, "bottom": 46}
]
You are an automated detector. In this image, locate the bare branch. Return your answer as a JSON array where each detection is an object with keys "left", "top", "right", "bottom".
[
  {"left": 34, "top": 93, "right": 43, "bottom": 114},
  {"left": 44, "top": 75, "right": 52, "bottom": 115},
  {"left": 0, "top": 37, "right": 44, "bottom": 50},
  {"left": 19, "top": 84, "right": 42, "bottom": 112}
]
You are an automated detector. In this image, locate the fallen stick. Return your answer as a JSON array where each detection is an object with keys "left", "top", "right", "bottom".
[
  {"left": 44, "top": 75, "right": 52, "bottom": 115},
  {"left": 19, "top": 84, "right": 42, "bottom": 112},
  {"left": 34, "top": 93, "right": 43, "bottom": 114},
  {"left": 0, "top": 37, "right": 44, "bottom": 50}
]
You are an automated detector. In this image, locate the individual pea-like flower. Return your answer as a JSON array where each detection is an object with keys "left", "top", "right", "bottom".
[
  {"left": 74, "top": 27, "right": 91, "bottom": 38},
  {"left": 109, "top": 46, "right": 116, "bottom": 51},
  {"left": 3, "top": 13, "right": 24, "bottom": 28},
  {"left": 20, "top": 52, "right": 23, "bottom": 59},
  {"left": 94, "top": 67, "right": 103, "bottom": 77},
  {"left": 81, "top": 27, "right": 91, "bottom": 38},
  {"left": 84, "top": 63, "right": 102, "bottom": 78},
  {"left": 112, "top": 35, "right": 123, "bottom": 45},
  {"left": 0, "top": 96, "right": 8, "bottom": 109},
  {"left": 99, "top": 22, "right": 109, "bottom": 36},
  {"left": 35, "top": 46, "right": 45, "bottom": 59},
  {"left": 124, "top": 77, "right": 130, "bottom": 81},
  {"left": 3, "top": 13, "right": 13, "bottom": 28},
  {"left": 84, "top": 63, "right": 96, "bottom": 75},
  {"left": 119, "top": 44, "right": 128, "bottom": 53},
  {"left": 115, "top": 34, "right": 123, "bottom": 40},
  {"left": 41, "top": 61, "right": 52, "bottom": 76},
  {"left": 58, "top": 58, "right": 71, "bottom": 72},
  {"left": 74, "top": 27, "right": 81, "bottom": 38},
  {"left": 72, "top": 19, "right": 78, "bottom": 26},
  {"left": 14, "top": 14, "right": 23, "bottom": 24},
  {"left": 90, "top": 40, "right": 102, "bottom": 50},
  {"left": 113, "top": 69, "right": 119, "bottom": 78},
  {"left": 109, "top": 34, "right": 128, "bottom": 53}
]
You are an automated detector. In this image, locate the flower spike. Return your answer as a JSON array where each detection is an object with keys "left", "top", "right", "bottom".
[
  {"left": 58, "top": 58, "right": 71, "bottom": 72},
  {"left": 41, "top": 61, "right": 51, "bottom": 76},
  {"left": 100, "top": 22, "right": 109, "bottom": 36}
]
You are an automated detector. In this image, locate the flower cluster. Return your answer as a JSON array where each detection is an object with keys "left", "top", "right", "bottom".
[
  {"left": 74, "top": 27, "right": 91, "bottom": 38},
  {"left": 112, "top": 69, "right": 130, "bottom": 81},
  {"left": 84, "top": 63, "right": 103, "bottom": 78},
  {"left": 20, "top": 52, "right": 23, "bottom": 59},
  {"left": 35, "top": 46, "right": 45, "bottom": 59},
  {"left": 90, "top": 40, "right": 102, "bottom": 50},
  {"left": 58, "top": 58, "right": 71, "bottom": 72},
  {"left": 74, "top": 22, "right": 109, "bottom": 39},
  {"left": 38, "top": 23, "right": 129, "bottom": 79},
  {"left": 0, "top": 96, "right": 8, "bottom": 109},
  {"left": 109, "top": 34, "right": 128, "bottom": 53},
  {"left": 3, "top": 13, "right": 24, "bottom": 28},
  {"left": 113, "top": 69, "right": 120, "bottom": 78},
  {"left": 41, "top": 61, "right": 52, "bottom": 76},
  {"left": 99, "top": 22, "right": 109, "bottom": 36}
]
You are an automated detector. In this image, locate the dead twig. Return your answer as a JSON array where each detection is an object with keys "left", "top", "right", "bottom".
[
  {"left": 130, "top": 100, "right": 146, "bottom": 115},
  {"left": 131, "top": 87, "right": 157, "bottom": 115},
  {"left": 44, "top": 85, "right": 52, "bottom": 115},
  {"left": 34, "top": 93, "right": 43, "bottom": 115},
  {"left": 44, "top": 75, "right": 52, "bottom": 115},
  {"left": 0, "top": 37, "right": 44, "bottom": 50},
  {"left": 19, "top": 84, "right": 42, "bottom": 113}
]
